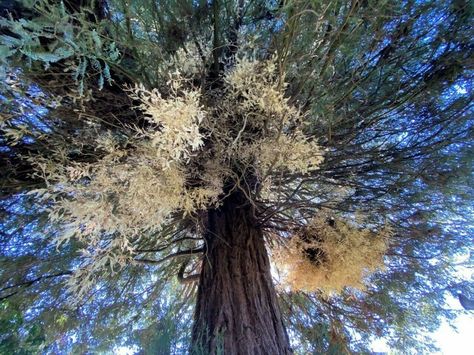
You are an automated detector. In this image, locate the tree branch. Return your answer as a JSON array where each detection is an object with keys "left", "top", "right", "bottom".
[
  {"left": 0, "top": 271, "right": 72, "bottom": 301},
  {"left": 134, "top": 248, "right": 204, "bottom": 265},
  {"left": 177, "top": 261, "right": 200, "bottom": 284}
]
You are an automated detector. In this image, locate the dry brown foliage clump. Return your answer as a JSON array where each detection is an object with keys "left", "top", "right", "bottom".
[{"left": 273, "top": 214, "right": 390, "bottom": 295}]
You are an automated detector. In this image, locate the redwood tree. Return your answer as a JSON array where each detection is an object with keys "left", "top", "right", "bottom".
[{"left": 0, "top": 0, "right": 473, "bottom": 354}]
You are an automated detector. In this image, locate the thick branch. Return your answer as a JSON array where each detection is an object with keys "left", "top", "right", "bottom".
[{"left": 177, "top": 263, "right": 201, "bottom": 284}]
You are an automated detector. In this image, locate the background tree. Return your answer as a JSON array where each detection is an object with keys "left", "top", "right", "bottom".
[{"left": 0, "top": 0, "right": 473, "bottom": 353}]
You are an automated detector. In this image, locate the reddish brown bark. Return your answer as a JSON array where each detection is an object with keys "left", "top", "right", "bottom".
[{"left": 192, "top": 192, "right": 292, "bottom": 354}]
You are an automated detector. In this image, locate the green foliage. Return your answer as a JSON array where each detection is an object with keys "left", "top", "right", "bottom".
[
  {"left": 0, "top": 302, "right": 45, "bottom": 354},
  {"left": 1, "top": 0, "right": 119, "bottom": 94}
]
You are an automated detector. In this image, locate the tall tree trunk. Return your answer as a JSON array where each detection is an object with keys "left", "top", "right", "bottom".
[{"left": 192, "top": 192, "right": 292, "bottom": 354}]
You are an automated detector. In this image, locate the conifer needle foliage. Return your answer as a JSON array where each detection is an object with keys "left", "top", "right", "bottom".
[{"left": 0, "top": 0, "right": 472, "bottom": 353}]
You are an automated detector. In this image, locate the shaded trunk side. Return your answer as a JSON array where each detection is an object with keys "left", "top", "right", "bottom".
[{"left": 191, "top": 192, "right": 292, "bottom": 355}]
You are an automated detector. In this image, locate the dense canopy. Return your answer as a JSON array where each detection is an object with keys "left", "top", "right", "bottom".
[{"left": 0, "top": 0, "right": 473, "bottom": 353}]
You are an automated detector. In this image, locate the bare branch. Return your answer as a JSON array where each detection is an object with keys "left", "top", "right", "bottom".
[
  {"left": 177, "top": 261, "right": 201, "bottom": 284},
  {"left": 0, "top": 271, "right": 72, "bottom": 301},
  {"left": 134, "top": 248, "right": 204, "bottom": 265}
]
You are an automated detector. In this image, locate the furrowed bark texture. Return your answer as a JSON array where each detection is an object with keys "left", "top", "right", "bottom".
[{"left": 192, "top": 192, "right": 292, "bottom": 354}]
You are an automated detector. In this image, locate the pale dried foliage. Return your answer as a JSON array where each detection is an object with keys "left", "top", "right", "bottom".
[
  {"left": 172, "top": 41, "right": 211, "bottom": 76},
  {"left": 224, "top": 58, "right": 294, "bottom": 120},
  {"left": 273, "top": 214, "right": 391, "bottom": 295},
  {"left": 209, "top": 57, "right": 324, "bottom": 181},
  {"left": 27, "top": 77, "right": 216, "bottom": 299},
  {"left": 248, "top": 133, "right": 323, "bottom": 175},
  {"left": 130, "top": 80, "right": 205, "bottom": 165},
  {"left": 27, "top": 56, "right": 325, "bottom": 299}
]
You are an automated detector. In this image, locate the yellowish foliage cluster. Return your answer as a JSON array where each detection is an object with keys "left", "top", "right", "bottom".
[
  {"left": 28, "top": 78, "right": 221, "bottom": 298},
  {"left": 273, "top": 214, "right": 390, "bottom": 295},
  {"left": 224, "top": 58, "right": 295, "bottom": 122},
  {"left": 248, "top": 133, "right": 323, "bottom": 175},
  {"left": 131, "top": 81, "right": 205, "bottom": 165},
  {"left": 171, "top": 41, "right": 211, "bottom": 76},
  {"left": 27, "top": 57, "right": 325, "bottom": 297},
  {"left": 33, "top": 80, "right": 219, "bottom": 240},
  {"left": 208, "top": 57, "right": 324, "bottom": 180}
]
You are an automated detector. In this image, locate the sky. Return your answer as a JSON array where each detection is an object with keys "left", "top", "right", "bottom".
[
  {"left": 372, "top": 277, "right": 473, "bottom": 354},
  {"left": 433, "top": 313, "right": 473, "bottom": 355},
  {"left": 433, "top": 257, "right": 473, "bottom": 355},
  {"left": 370, "top": 313, "right": 473, "bottom": 355}
]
